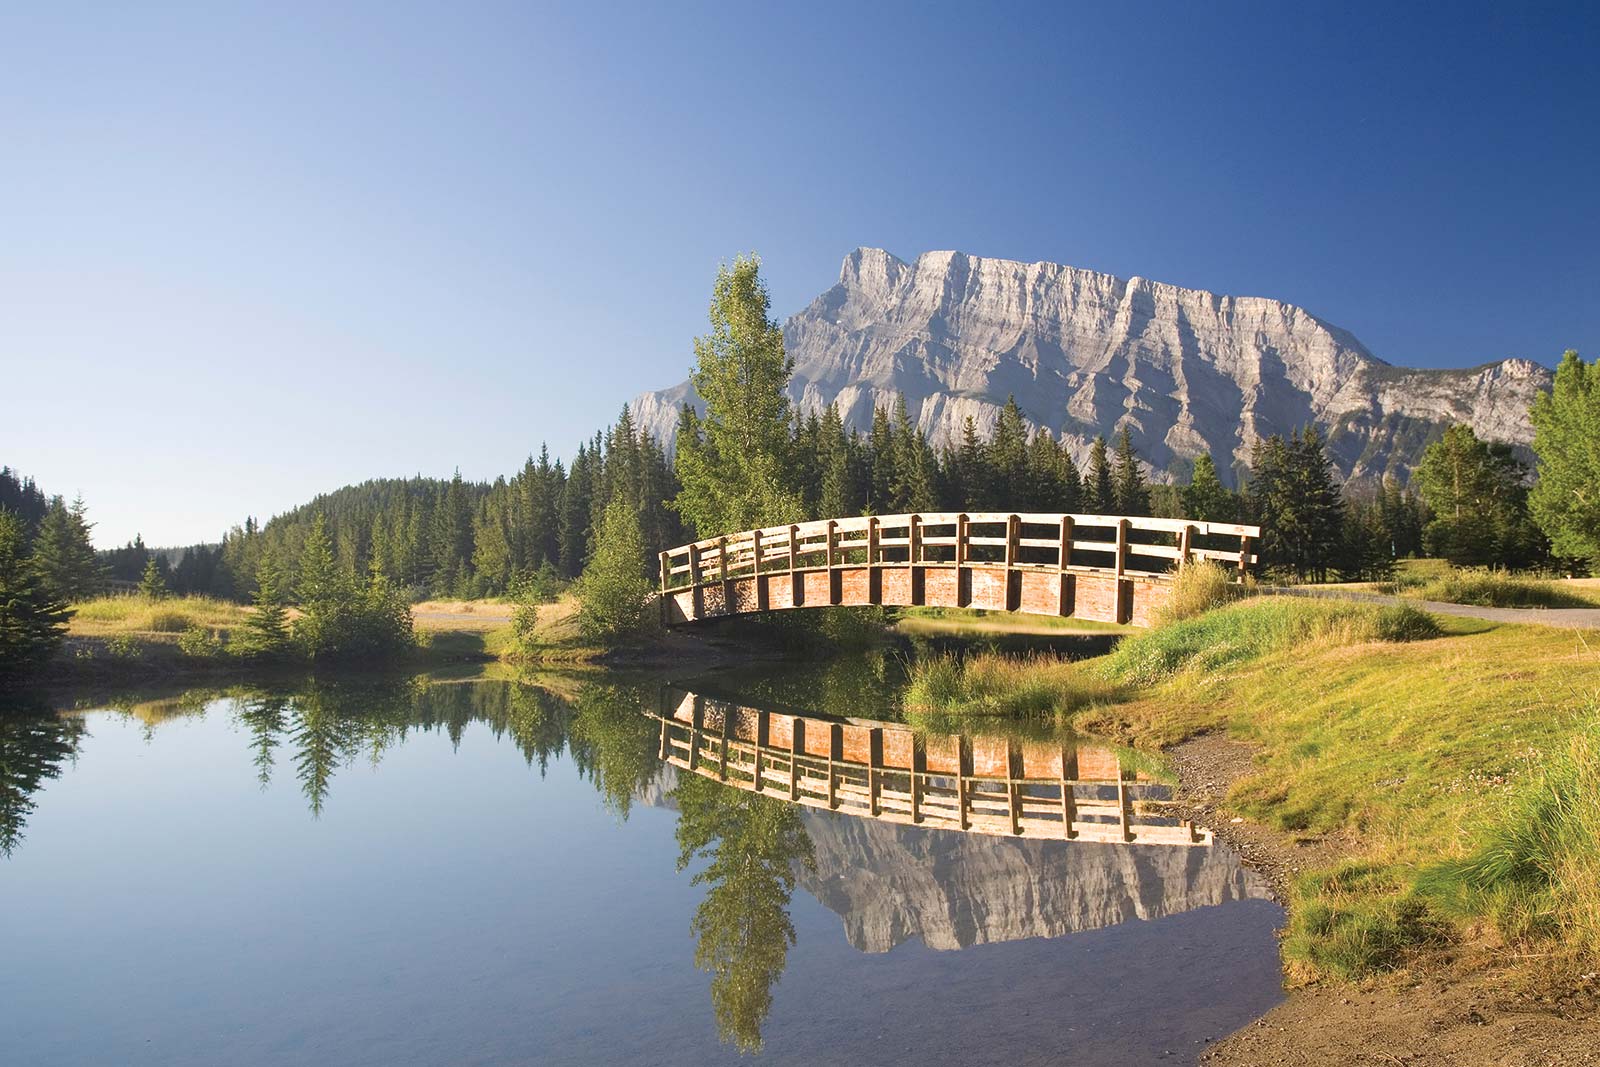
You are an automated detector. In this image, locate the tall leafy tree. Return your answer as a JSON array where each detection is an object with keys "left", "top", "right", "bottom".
[
  {"left": 1530, "top": 350, "right": 1600, "bottom": 564},
  {"left": 673, "top": 255, "right": 804, "bottom": 535},
  {"left": 578, "top": 496, "right": 654, "bottom": 639},
  {"left": 0, "top": 511, "right": 70, "bottom": 683}
]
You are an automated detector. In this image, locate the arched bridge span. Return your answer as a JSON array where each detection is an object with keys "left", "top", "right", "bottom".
[{"left": 659, "top": 512, "right": 1259, "bottom": 628}]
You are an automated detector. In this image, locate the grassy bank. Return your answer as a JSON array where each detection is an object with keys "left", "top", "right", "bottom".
[
  {"left": 1379, "top": 566, "right": 1600, "bottom": 608},
  {"left": 904, "top": 582, "right": 1600, "bottom": 983}
]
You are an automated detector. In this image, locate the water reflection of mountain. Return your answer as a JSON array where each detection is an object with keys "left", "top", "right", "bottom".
[
  {"left": 797, "top": 806, "right": 1269, "bottom": 952},
  {"left": 642, "top": 763, "right": 1270, "bottom": 955}
]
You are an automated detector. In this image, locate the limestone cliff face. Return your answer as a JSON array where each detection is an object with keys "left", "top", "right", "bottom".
[
  {"left": 633, "top": 248, "right": 1551, "bottom": 485},
  {"left": 794, "top": 806, "right": 1271, "bottom": 953},
  {"left": 640, "top": 770, "right": 1271, "bottom": 954}
]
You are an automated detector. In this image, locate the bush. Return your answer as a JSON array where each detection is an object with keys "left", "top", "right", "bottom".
[
  {"left": 177, "top": 624, "right": 226, "bottom": 659},
  {"left": 1400, "top": 568, "right": 1599, "bottom": 608},
  {"left": 579, "top": 498, "right": 655, "bottom": 640}
]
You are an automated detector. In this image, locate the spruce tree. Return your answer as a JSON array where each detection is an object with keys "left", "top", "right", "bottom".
[
  {"left": 1110, "top": 427, "right": 1150, "bottom": 515},
  {"left": 237, "top": 559, "right": 293, "bottom": 660},
  {"left": 138, "top": 558, "right": 168, "bottom": 600},
  {"left": 31, "top": 496, "right": 102, "bottom": 602},
  {"left": 0, "top": 510, "right": 69, "bottom": 682},
  {"left": 989, "top": 397, "right": 1029, "bottom": 506},
  {"left": 1181, "top": 455, "right": 1236, "bottom": 522},
  {"left": 1087, "top": 436, "right": 1115, "bottom": 513},
  {"left": 673, "top": 255, "right": 804, "bottom": 535}
]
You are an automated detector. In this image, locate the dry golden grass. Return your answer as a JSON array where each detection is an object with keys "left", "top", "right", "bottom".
[{"left": 69, "top": 595, "right": 253, "bottom": 636}]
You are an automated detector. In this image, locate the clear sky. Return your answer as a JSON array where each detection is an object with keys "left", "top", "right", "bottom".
[{"left": 3, "top": 2, "right": 1596, "bottom": 547}]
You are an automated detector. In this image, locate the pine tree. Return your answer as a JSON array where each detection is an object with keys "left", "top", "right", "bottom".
[
  {"left": 672, "top": 255, "right": 804, "bottom": 535},
  {"left": 956, "top": 416, "right": 988, "bottom": 508},
  {"left": 30, "top": 495, "right": 102, "bottom": 602},
  {"left": 1087, "top": 436, "right": 1115, "bottom": 513},
  {"left": 237, "top": 558, "right": 293, "bottom": 660},
  {"left": 989, "top": 397, "right": 1029, "bottom": 506},
  {"left": 1110, "top": 427, "right": 1150, "bottom": 516},
  {"left": 138, "top": 558, "right": 169, "bottom": 600},
  {"left": 0, "top": 510, "right": 70, "bottom": 682},
  {"left": 1181, "top": 455, "right": 1236, "bottom": 522}
]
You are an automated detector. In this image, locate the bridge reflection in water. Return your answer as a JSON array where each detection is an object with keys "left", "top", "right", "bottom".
[{"left": 651, "top": 688, "right": 1208, "bottom": 847}]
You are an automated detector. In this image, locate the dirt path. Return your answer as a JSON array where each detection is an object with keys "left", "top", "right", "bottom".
[
  {"left": 1267, "top": 585, "right": 1600, "bottom": 630},
  {"left": 1167, "top": 733, "right": 1600, "bottom": 1066}
]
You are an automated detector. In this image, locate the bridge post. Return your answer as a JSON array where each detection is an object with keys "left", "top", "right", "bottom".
[
  {"left": 1005, "top": 514, "right": 1020, "bottom": 612},
  {"left": 1058, "top": 515, "right": 1074, "bottom": 570},
  {"left": 687, "top": 543, "right": 702, "bottom": 621},
  {"left": 956, "top": 513, "right": 969, "bottom": 608},
  {"left": 659, "top": 551, "right": 669, "bottom": 593},
  {"left": 867, "top": 515, "right": 880, "bottom": 566},
  {"left": 718, "top": 536, "right": 728, "bottom": 583},
  {"left": 1179, "top": 524, "right": 1194, "bottom": 569},
  {"left": 752, "top": 528, "right": 767, "bottom": 611},
  {"left": 908, "top": 513, "right": 922, "bottom": 605},
  {"left": 910, "top": 734, "right": 926, "bottom": 824},
  {"left": 1060, "top": 744, "right": 1079, "bottom": 839},
  {"left": 826, "top": 520, "right": 840, "bottom": 605},
  {"left": 1115, "top": 518, "right": 1131, "bottom": 625},
  {"left": 1237, "top": 533, "right": 1253, "bottom": 581},
  {"left": 788, "top": 524, "right": 801, "bottom": 606},
  {"left": 754, "top": 710, "right": 770, "bottom": 792},
  {"left": 789, "top": 717, "right": 804, "bottom": 800}
]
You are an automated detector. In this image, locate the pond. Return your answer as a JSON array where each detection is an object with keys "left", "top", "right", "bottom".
[{"left": 1, "top": 663, "right": 1284, "bottom": 1065}]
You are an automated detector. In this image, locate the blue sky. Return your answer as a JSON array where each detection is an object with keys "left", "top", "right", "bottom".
[{"left": 3, "top": 2, "right": 1596, "bottom": 546}]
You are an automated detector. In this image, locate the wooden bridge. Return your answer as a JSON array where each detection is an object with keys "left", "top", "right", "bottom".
[
  {"left": 659, "top": 512, "right": 1259, "bottom": 628},
  {"left": 652, "top": 689, "right": 1210, "bottom": 846}
]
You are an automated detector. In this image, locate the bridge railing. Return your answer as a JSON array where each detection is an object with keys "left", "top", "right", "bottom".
[{"left": 659, "top": 512, "right": 1259, "bottom": 594}]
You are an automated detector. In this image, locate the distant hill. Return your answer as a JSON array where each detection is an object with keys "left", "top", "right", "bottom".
[{"left": 635, "top": 248, "right": 1552, "bottom": 485}]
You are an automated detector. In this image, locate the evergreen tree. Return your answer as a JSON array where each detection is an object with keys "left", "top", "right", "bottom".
[
  {"left": 138, "top": 557, "right": 169, "bottom": 600},
  {"left": 1530, "top": 350, "right": 1600, "bottom": 564},
  {"left": 673, "top": 255, "right": 804, "bottom": 535},
  {"left": 1110, "top": 426, "right": 1150, "bottom": 515},
  {"left": 0, "top": 510, "right": 70, "bottom": 682},
  {"left": 1181, "top": 455, "right": 1237, "bottom": 522},
  {"left": 1086, "top": 436, "right": 1115, "bottom": 513},
  {"left": 1414, "top": 423, "right": 1543, "bottom": 567},
  {"left": 30, "top": 496, "right": 101, "bottom": 602},
  {"left": 237, "top": 558, "right": 293, "bottom": 660},
  {"left": 955, "top": 416, "right": 988, "bottom": 508},
  {"left": 989, "top": 397, "right": 1030, "bottom": 507}
]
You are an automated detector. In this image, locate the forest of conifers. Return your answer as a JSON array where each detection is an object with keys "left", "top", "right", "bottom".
[{"left": 15, "top": 382, "right": 1555, "bottom": 607}]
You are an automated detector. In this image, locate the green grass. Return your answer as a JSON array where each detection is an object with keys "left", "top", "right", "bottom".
[
  {"left": 1382, "top": 567, "right": 1600, "bottom": 608},
  {"left": 894, "top": 606, "right": 1128, "bottom": 632},
  {"left": 1095, "top": 596, "right": 1441, "bottom": 688},
  {"left": 902, "top": 651, "right": 1124, "bottom": 732}
]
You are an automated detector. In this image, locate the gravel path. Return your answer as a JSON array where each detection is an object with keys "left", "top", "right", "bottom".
[{"left": 1265, "top": 585, "right": 1600, "bottom": 630}]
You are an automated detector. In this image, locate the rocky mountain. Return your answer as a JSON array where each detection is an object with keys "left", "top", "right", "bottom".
[
  {"left": 795, "top": 806, "right": 1271, "bottom": 953},
  {"left": 640, "top": 768, "right": 1270, "bottom": 954},
  {"left": 633, "top": 248, "right": 1552, "bottom": 485}
]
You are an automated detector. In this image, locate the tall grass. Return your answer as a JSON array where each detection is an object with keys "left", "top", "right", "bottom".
[
  {"left": 903, "top": 651, "right": 1123, "bottom": 733},
  {"left": 1416, "top": 713, "right": 1600, "bottom": 962},
  {"left": 1099, "top": 597, "right": 1441, "bottom": 687},
  {"left": 69, "top": 595, "right": 252, "bottom": 635},
  {"left": 1158, "top": 559, "right": 1249, "bottom": 623},
  {"left": 1384, "top": 568, "right": 1600, "bottom": 609}
]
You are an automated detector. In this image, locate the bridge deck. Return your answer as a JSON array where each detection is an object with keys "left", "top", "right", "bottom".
[
  {"left": 659, "top": 512, "right": 1259, "bottom": 627},
  {"left": 652, "top": 690, "right": 1210, "bottom": 846}
]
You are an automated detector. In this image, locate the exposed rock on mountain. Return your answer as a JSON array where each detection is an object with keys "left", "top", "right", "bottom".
[
  {"left": 795, "top": 806, "right": 1271, "bottom": 953},
  {"left": 634, "top": 248, "right": 1551, "bottom": 485}
]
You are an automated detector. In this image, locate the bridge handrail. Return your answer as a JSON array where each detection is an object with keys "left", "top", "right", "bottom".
[{"left": 658, "top": 511, "right": 1260, "bottom": 592}]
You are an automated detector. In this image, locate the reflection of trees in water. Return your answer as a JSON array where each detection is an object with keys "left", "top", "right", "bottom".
[
  {"left": 0, "top": 705, "right": 86, "bottom": 857},
  {"left": 224, "top": 676, "right": 662, "bottom": 818},
  {"left": 672, "top": 773, "right": 815, "bottom": 1052}
]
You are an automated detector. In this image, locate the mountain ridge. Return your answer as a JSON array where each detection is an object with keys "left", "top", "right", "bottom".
[{"left": 634, "top": 248, "right": 1551, "bottom": 485}]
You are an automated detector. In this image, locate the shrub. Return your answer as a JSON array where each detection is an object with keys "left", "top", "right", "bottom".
[
  {"left": 579, "top": 498, "right": 655, "bottom": 640},
  {"left": 177, "top": 624, "right": 226, "bottom": 659}
]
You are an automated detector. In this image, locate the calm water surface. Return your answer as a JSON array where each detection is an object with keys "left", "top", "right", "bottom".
[{"left": 1, "top": 668, "right": 1283, "bottom": 1065}]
